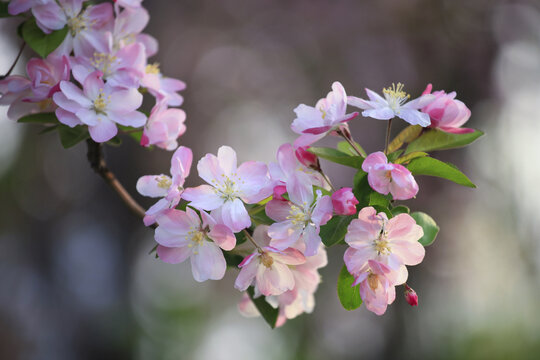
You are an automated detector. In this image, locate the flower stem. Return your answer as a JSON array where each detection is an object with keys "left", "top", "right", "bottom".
[
  {"left": 243, "top": 229, "right": 261, "bottom": 250},
  {"left": 337, "top": 129, "right": 366, "bottom": 158},
  {"left": 0, "top": 42, "right": 25, "bottom": 80},
  {"left": 384, "top": 119, "right": 393, "bottom": 155},
  {"left": 319, "top": 169, "right": 336, "bottom": 192}
]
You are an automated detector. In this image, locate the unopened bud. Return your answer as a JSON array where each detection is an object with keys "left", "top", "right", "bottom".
[
  {"left": 295, "top": 146, "right": 320, "bottom": 171},
  {"left": 404, "top": 284, "right": 418, "bottom": 307}
]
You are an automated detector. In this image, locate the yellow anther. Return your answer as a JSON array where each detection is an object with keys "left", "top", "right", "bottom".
[
  {"left": 67, "top": 14, "right": 88, "bottom": 36},
  {"left": 156, "top": 176, "right": 172, "bottom": 189},
  {"left": 92, "top": 90, "right": 109, "bottom": 114},
  {"left": 260, "top": 252, "right": 274, "bottom": 268},
  {"left": 145, "top": 63, "right": 161, "bottom": 75},
  {"left": 382, "top": 82, "right": 411, "bottom": 112},
  {"left": 368, "top": 273, "right": 379, "bottom": 291},
  {"left": 91, "top": 53, "right": 119, "bottom": 78},
  {"left": 286, "top": 205, "right": 308, "bottom": 226}
]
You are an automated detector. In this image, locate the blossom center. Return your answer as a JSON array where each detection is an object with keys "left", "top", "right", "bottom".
[
  {"left": 146, "top": 63, "right": 161, "bottom": 75},
  {"left": 156, "top": 176, "right": 172, "bottom": 189},
  {"left": 91, "top": 52, "right": 119, "bottom": 78},
  {"left": 92, "top": 89, "right": 110, "bottom": 114},
  {"left": 67, "top": 14, "right": 88, "bottom": 36},
  {"left": 383, "top": 82, "right": 410, "bottom": 112},
  {"left": 287, "top": 205, "right": 308, "bottom": 226},
  {"left": 367, "top": 273, "right": 379, "bottom": 291},
  {"left": 213, "top": 175, "right": 240, "bottom": 201},
  {"left": 260, "top": 252, "right": 274, "bottom": 268}
]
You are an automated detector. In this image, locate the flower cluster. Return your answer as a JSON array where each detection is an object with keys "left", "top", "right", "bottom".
[
  {"left": 1, "top": 0, "right": 481, "bottom": 327},
  {"left": 0, "top": 0, "right": 186, "bottom": 149}
]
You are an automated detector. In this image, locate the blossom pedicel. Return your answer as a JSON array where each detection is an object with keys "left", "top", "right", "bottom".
[{"left": 0, "top": 0, "right": 482, "bottom": 326}]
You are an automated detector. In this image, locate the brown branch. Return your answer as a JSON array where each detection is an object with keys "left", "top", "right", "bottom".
[
  {"left": 86, "top": 139, "right": 151, "bottom": 224},
  {"left": 0, "top": 42, "right": 25, "bottom": 80}
]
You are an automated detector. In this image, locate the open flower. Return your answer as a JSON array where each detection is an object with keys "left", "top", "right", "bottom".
[
  {"left": 353, "top": 260, "right": 397, "bottom": 316},
  {"left": 155, "top": 207, "right": 235, "bottom": 282},
  {"left": 344, "top": 207, "right": 425, "bottom": 284},
  {"left": 141, "top": 63, "right": 186, "bottom": 106},
  {"left": 421, "top": 84, "right": 473, "bottom": 134},
  {"left": 362, "top": 152, "right": 418, "bottom": 200},
  {"left": 140, "top": 99, "right": 186, "bottom": 151},
  {"left": 348, "top": 83, "right": 434, "bottom": 127},
  {"left": 266, "top": 188, "right": 333, "bottom": 257},
  {"left": 291, "top": 81, "right": 358, "bottom": 147},
  {"left": 182, "top": 146, "right": 272, "bottom": 232},
  {"left": 53, "top": 71, "right": 146, "bottom": 142},
  {"left": 136, "top": 146, "right": 192, "bottom": 226}
]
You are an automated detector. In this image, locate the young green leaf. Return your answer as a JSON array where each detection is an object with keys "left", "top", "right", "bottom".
[
  {"left": 405, "top": 128, "right": 484, "bottom": 154},
  {"left": 17, "top": 112, "right": 59, "bottom": 124},
  {"left": 387, "top": 150, "right": 404, "bottom": 163},
  {"left": 247, "top": 287, "right": 279, "bottom": 328},
  {"left": 58, "top": 125, "right": 89, "bottom": 148},
  {"left": 352, "top": 170, "right": 371, "bottom": 207},
  {"left": 337, "top": 265, "right": 362, "bottom": 311},
  {"left": 308, "top": 147, "right": 364, "bottom": 169},
  {"left": 337, "top": 140, "right": 367, "bottom": 157},
  {"left": 320, "top": 215, "right": 356, "bottom": 247},
  {"left": 369, "top": 192, "right": 391, "bottom": 208},
  {"left": 407, "top": 156, "right": 476, "bottom": 188},
  {"left": 411, "top": 212, "right": 439, "bottom": 246},
  {"left": 394, "top": 151, "right": 428, "bottom": 164},
  {"left": 391, "top": 205, "right": 410, "bottom": 216},
  {"left": 21, "top": 19, "right": 68, "bottom": 58},
  {"left": 387, "top": 125, "right": 423, "bottom": 153}
]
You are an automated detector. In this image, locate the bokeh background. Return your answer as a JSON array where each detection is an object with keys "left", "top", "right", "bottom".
[{"left": 1, "top": 0, "right": 540, "bottom": 359}]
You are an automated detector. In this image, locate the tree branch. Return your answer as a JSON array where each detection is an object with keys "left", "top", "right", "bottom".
[
  {"left": 0, "top": 42, "right": 25, "bottom": 80},
  {"left": 86, "top": 139, "right": 149, "bottom": 222}
]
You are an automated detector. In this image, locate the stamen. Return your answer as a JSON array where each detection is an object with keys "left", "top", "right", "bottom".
[
  {"left": 382, "top": 82, "right": 411, "bottom": 112},
  {"left": 145, "top": 63, "right": 161, "bottom": 75}
]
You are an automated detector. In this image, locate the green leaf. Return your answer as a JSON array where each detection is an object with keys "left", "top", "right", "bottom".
[
  {"left": 308, "top": 147, "right": 364, "bottom": 169},
  {"left": 223, "top": 251, "right": 244, "bottom": 268},
  {"left": 391, "top": 205, "right": 410, "bottom": 216},
  {"left": 394, "top": 151, "right": 428, "bottom": 164},
  {"left": 0, "top": 3, "right": 10, "bottom": 17},
  {"left": 247, "top": 287, "right": 278, "bottom": 328},
  {"left": 372, "top": 205, "right": 392, "bottom": 218},
  {"left": 21, "top": 19, "right": 68, "bottom": 58},
  {"left": 337, "top": 265, "right": 362, "bottom": 311},
  {"left": 246, "top": 204, "right": 274, "bottom": 225},
  {"left": 369, "top": 192, "right": 391, "bottom": 208},
  {"left": 407, "top": 157, "right": 476, "bottom": 188},
  {"left": 38, "top": 125, "right": 59, "bottom": 135},
  {"left": 337, "top": 140, "right": 367, "bottom": 157},
  {"left": 17, "top": 112, "right": 58, "bottom": 124},
  {"left": 387, "top": 150, "right": 404, "bottom": 163},
  {"left": 320, "top": 215, "right": 355, "bottom": 247},
  {"left": 387, "top": 125, "right": 423, "bottom": 153},
  {"left": 107, "top": 136, "right": 122, "bottom": 146},
  {"left": 405, "top": 129, "right": 484, "bottom": 154},
  {"left": 411, "top": 212, "right": 439, "bottom": 246},
  {"left": 352, "top": 170, "right": 371, "bottom": 207},
  {"left": 58, "top": 125, "right": 89, "bottom": 148}
]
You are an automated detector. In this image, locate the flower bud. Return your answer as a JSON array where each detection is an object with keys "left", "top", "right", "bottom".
[
  {"left": 331, "top": 187, "right": 358, "bottom": 215},
  {"left": 272, "top": 185, "right": 287, "bottom": 201},
  {"left": 421, "top": 84, "right": 473, "bottom": 134},
  {"left": 404, "top": 284, "right": 418, "bottom": 307},
  {"left": 295, "top": 146, "right": 320, "bottom": 171}
]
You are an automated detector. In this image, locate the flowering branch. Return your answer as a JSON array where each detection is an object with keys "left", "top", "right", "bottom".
[
  {"left": 0, "top": 42, "right": 25, "bottom": 80},
  {"left": 86, "top": 139, "right": 150, "bottom": 224}
]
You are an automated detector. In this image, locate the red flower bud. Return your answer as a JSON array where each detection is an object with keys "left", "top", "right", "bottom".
[
  {"left": 295, "top": 146, "right": 320, "bottom": 171},
  {"left": 404, "top": 284, "right": 418, "bottom": 307}
]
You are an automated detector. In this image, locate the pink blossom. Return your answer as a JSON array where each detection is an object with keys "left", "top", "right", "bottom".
[
  {"left": 8, "top": 0, "right": 50, "bottom": 15},
  {"left": 155, "top": 207, "right": 235, "bottom": 282},
  {"left": 404, "top": 284, "right": 419, "bottom": 307},
  {"left": 295, "top": 146, "right": 320, "bottom": 170},
  {"left": 113, "top": 6, "right": 158, "bottom": 57},
  {"left": 140, "top": 100, "right": 186, "bottom": 151},
  {"left": 53, "top": 71, "right": 146, "bottom": 142},
  {"left": 421, "top": 84, "right": 474, "bottom": 134},
  {"left": 353, "top": 260, "right": 397, "bottom": 316},
  {"left": 266, "top": 188, "right": 333, "bottom": 257},
  {"left": 344, "top": 207, "right": 425, "bottom": 285},
  {"left": 291, "top": 81, "right": 358, "bottom": 147},
  {"left": 141, "top": 63, "right": 186, "bottom": 107},
  {"left": 237, "top": 293, "right": 260, "bottom": 318},
  {"left": 0, "top": 54, "right": 70, "bottom": 120},
  {"left": 331, "top": 188, "right": 358, "bottom": 215},
  {"left": 361, "top": 151, "right": 418, "bottom": 200},
  {"left": 182, "top": 146, "right": 272, "bottom": 232},
  {"left": 348, "top": 83, "right": 435, "bottom": 127},
  {"left": 234, "top": 238, "right": 306, "bottom": 297},
  {"left": 136, "top": 146, "right": 192, "bottom": 226}
]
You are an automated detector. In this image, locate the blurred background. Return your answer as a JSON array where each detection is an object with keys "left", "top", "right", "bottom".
[{"left": 1, "top": 0, "right": 540, "bottom": 359}]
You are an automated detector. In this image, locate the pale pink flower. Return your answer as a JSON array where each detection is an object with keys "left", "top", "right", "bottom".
[
  {"left": 182, "top": 146, "right": 272, "bottom": 232},
  {"left": 291, "top": 81, "right": 358, "bottom": 147},
  {"left": 404, "top": 284, "right": 418, "bottom": 307},
  {"left": 0, "top": 54, "right": 70, "bottom": 120},
  {"left": 141, "top": 63, "right": 186, "bottom": 107},
  {"left": 269, "top": 143, "right": 323, "bottom": 200},
  {"left": 8, "top": 0, "right": 50, "bottom": 15},
  {"left": 361, "top": 151, "right": 418, "bottom": 200},
  {"left": 348, "top": 83, "right": 435, "bottom": 127},
  {"left": 112, "top": 6, "right": 158, "bottom": 57},
  {"left": 136, "top": 146, "right": 192, "bottom": 226},
  {"left": 140, "top": 100, "right": 186, "bottom": 151},
  {"left": 234, "top": 239, "right": 306, "bottom": 297},
  {"left": 421, "top": 84, "right": 474, "bottom": 134},
  {"left": 237, "top": 293, "right": 260, "bottom": 318},
  {"left": 155, "top": 207, "right": 235, "bottom": 282},
  {"left": 53, "top": 71, "right": 146, "bottom": 142},
  {"left": 353, "top": 260, "right": 397, "bottom": 316},
  {"left": 331, "top": 188, "right": 358, "bottom": 215},
  {"left": 266, "top": 188, "right": 333, "bottom": 257},
  {"left": 71, "top": 37, "right": 146, "bottom": 88},
  {"left": 344, "top": 207, "right": 425, "bottom": 284}
]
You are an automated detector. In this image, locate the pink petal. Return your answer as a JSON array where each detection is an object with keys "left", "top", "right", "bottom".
[
  {"left": 311, "top": 195, "right": 333, "bottom": 226},
  {"left": 256, "top": 262, "right": 294, "bottom": 296},
  {"left": 234, "top": 256, "right": 259, "bottom": 291},
  {"left": 182, "top": 185, "right": 224, "bottom": 210},
  {"left": 221, "top": 198, "right": 251, "bottom": 232},
  {"left": 362, "top": 151, "right": 388, "bottom": 172},
  {"left": 157, "top": 245, "right": 191, "bottom": 264},
  {"left": 136, "top": 175, "right": 170, "bottom": 198},
  {"left": 345, "top": 207, "right": 383, "bottom": 248},
  {"left": 190, "top": 242, "right": 226, "bottom": 282},
  {"left": 208, "top": 224, "right": 236, "bottom": 251},
  {"left": 88, "top": 117, "right": 117, "bottom": 142},
  {"left": 269, "top": 247, "right": 306, "bottom": 265},
  {"left": 217, "top": 146, "right": 237, "bottom": 177},
  {"left": 302, "top": 224, "right": 322, "bottom": 257},
  {"left": 265, "top": 199, "right": 292, "bottom": 222},
  {"left": 59, "top": 81, "right": 92, "bottom": 107}
]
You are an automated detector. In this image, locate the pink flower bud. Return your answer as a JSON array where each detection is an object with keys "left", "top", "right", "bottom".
[
  {"left": 331, "top": 187, "right": 358, "bottom": 215},
  {"left": 421, "top": 84, "right": 474, "bottom": 134},
  {"left": 272, "top": 185, "right": 287, "bottom": 201},
  {"left": 295, "top": 146, "right": 320, "bottom": 170},
  {"left": 404, "top": 284, "right": 418, "bottom": 307}
]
